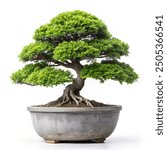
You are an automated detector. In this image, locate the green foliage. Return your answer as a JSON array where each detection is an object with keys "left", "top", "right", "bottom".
[
  {"left": 25, "top": 67, "right": 72, "bottom": 87},
  {"left": 11, "top": 63, "right": 73, "bottom": 86},
  {"left": 80, "top": 60, "right": 138, "bottom": 84},
  {"left": 19, "top": 42, "right": 54, "bottom": 61},
  {"left": 11, "top": 10, "right": 138, "bottom": 87},
  {"left": 33, "top": 10, "right": 111, "bottom": 42},
  {"left": 11, "top": 63, "right": 44, "bottom": 84},
  {"left": 88, "top": 38, "right": 129, "bottom": 58},
  {"left": 53, "top": 41, "right": 100, "bottom": 62}
]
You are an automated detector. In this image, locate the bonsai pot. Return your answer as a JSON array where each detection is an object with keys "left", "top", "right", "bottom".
[{"left": 27, "top": 105, "right": 122, "bottom": 143}]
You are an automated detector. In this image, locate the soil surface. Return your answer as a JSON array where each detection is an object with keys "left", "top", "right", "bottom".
[{"left": 34, "top": 99, "right": 109, "bottom": 107}]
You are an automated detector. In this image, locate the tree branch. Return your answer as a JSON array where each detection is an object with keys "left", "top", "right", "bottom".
[
  {"left": 52, "top": 60, "right": 73, "bottom": 68},
  {"left": 45, "top": 58, "right": 83, "bottom": 76},
  {"left": 19, "top": 82, "right": 35, "bottom": 86}
]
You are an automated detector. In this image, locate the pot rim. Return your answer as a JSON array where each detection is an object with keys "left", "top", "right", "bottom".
[{"left": 27, "top": 105, "right": 122, "bottom": 112}]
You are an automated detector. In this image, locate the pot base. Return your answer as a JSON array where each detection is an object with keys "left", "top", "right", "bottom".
[
  {"left": 45, "top": 139, "right": 60, "bottom": 144},
  {"left": 45, "top": 138, "right": 106, "bottom": 144}
]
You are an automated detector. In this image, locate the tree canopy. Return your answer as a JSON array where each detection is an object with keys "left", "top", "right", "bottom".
[{"left": 11, "top": 10, "right": 138, "bottom": 87}]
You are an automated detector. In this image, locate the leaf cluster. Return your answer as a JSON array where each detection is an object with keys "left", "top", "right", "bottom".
[
  {"left": 80, "top": 60, "right": 138, "bottom": 83},
  {"left": 53, "top": 41, "right": 100, "bottom": 62},
  {"left": 88, "top": 38, "right": 129, "bottom": 59},
  {"left": 19, "top": 42, "right": 54, "bottom": 61},
  {"left": 34, "top": 10, "right": 110, "bottom": 42},
  {"left": 11, "top": 63, "right": 72, "bottom": 87}
]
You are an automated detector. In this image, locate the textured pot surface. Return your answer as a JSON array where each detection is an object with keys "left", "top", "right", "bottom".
[{"left": 27, "top": 105, "right": 122, "bottom": 142}]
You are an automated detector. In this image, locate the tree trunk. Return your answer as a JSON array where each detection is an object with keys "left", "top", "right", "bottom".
[
  {"left": 66, "top": 76, "right": 85, "bottom": 95},
  {"left": 59, "top": 77, "right": 93, "bottom": 107},
  {"left": 61, "top": 75, "right": 84, "bottom": 105},
  {"left": 62, "top": 61, "right": 85, "bottom": 98},
  {"left": 46, "top": 61, "right": 93, "bottom": 107}
]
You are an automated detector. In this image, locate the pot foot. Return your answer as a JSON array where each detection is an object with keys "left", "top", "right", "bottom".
[
  {"left": 45, "top": 139, "right": 59, "bottom": 144},
  {"left": 94, "top": 138, "right": 106, "bottom": 143}
]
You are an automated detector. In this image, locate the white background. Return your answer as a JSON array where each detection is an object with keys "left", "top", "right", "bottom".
[{"left": 0, "top": 0, "right": 167, "bottom": 149}]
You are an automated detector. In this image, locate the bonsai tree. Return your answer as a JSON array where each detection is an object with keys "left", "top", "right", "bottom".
[{"left": 11, "top": 10, "right": 138, "bottom": 107}]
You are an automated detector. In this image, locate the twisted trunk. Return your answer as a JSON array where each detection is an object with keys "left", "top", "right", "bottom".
[
  {"left": 63, "top": 61, "right": 85, "bottom": 97},
  {"left": 64, "top": 76, "right": 85, "bottom": 96},
  {"left": 61, "top": 67, "right": 93, "bottom": 107},
  {"left": 46, "top": 61, "right": 93, "bottom": 107}
]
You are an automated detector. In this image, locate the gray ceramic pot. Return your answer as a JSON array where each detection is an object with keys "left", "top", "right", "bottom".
[{"left": 27, "top": 105, "right": 122, "bottom": 143}]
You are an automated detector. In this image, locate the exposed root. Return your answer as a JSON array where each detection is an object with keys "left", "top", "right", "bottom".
[
  {"left": 80, "top": 96, "right": 94, "bottom": 107},
  {"left": 70, "top": 90, "right": 79, "bottom": 106},
  {"left": 57, "top": 89, "right": 94, "bottom": 107}
]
